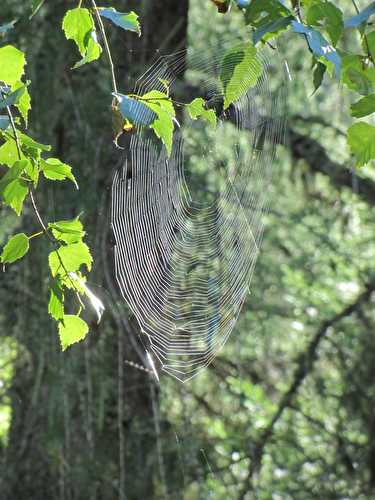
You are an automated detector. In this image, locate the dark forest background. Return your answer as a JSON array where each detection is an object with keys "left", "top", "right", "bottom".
[{"left": 2, "top": 1, "right": 375, "bottom": 499}]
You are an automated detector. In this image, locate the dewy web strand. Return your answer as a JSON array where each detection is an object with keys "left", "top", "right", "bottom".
[{"left": 111, "top": 34, "right": 287, "bottom": 382}]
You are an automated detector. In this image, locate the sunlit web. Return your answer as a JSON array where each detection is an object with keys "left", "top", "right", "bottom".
[{"left": 111, "top": 34, "right": 287, "bottom": 382}]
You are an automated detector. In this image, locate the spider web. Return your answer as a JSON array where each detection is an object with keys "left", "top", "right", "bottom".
[{"left": 111, "top": 35, "right": 287, "bottom": 382}]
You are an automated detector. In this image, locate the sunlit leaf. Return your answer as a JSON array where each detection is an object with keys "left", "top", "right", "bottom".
[
  {"left": 347, "top": 121, "right": 375, "bottom": 166},
  {"left": 220, "top": 42, "right": 262, "bottom": 109},
  {"left": 49, "top": 242, "right": 93, "bottom": 277},
  {"left": 58, "top": 315, "right": 89, "bottom": 351},
  {"left": 0, "top": 233, "right": 29, "bottom": 264},
  {"left": 0, "top": 160, "right": 29, "bottom": 214},
  {"left": 69, "top": 272, "right": 105, "bottom": 323},
  {"left": 41, "top": 158, "right": 78, "bottom": 188},
  {"left": 48, "top": 217, "right": 85, "bottom": 244},
  {"left": 48, "top": 279, "right": 64, "bottom": 321},
  {"left": 0, "top": 45, "right": 26, "bottom": 85},
  {"left": 351, "top": 94, "right": 375, "bottom": 118},
  {"left": 186, "top": 98, "right": 217, "bottom": 126}
]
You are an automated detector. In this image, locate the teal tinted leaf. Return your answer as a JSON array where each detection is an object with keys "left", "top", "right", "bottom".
[
  {"left": 48, "top": 279, "right": 64, "bottom": 321},
  {"left": 0, "top": 45, "right": 26, "bottom": 85},
  {"left": 113, "top": 93, "right": 157, "bottom": 126},
  {"left": 347, "top": 122, "right": 375, "bottom": 166},
  {"left": 41, "top": 158, "right": 78, "bottom": 188},
  {"left": 0, "top": 86, "right": 25, "bottom": 110},
  {"left": 236, "top": 0, "right": 250, "bottom": 7},
  {"left": 48, "top": 217, "right": 85, "bottom": 244},
  {"left": 186, "top": 98, "right": 217, "bottom": 126},
  {"left": 253, "top": 15, "right": 294, "bottom": 44},
  {"left": 291, "top": 21, "right": 341, "bottom": 76},
  {"left": 99, "top": 8, "right": 141, "bottom": 35},
  {"left": 351, "top": 94, "right": 375, "bottom": 118},
  {"left": 220, "top": 42, "right": 262, "bottom": 109},
  {"left": 49, "top": 242, "right": 93, "bottom": 277},
  {"left": 0, "top": 233, "right": 29, "bottom": 264},
  {"left": 0, "top": 117, "right": 10, "bottom": 130},
  {"left": 344, "top": 2, "right": 375, "bottom": 29},
  {"left": 58, "top": 315, "right": 89, "bottom": 351},
  {"left": 62, "top": 8, "right": 102, "bottom": 68},
  {"left": 0, "top": 160, "right": 29, "bottom": 214},
  {"left": 0, "top": 21, "right": 16, "bottom": 34},
  {"left": 306, "top": 1, "right": 343, "bottom": 46}
]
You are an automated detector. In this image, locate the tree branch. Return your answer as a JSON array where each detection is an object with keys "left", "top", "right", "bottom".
[{"left": 238, "top": 282, "right": 375, "bottom": 499}]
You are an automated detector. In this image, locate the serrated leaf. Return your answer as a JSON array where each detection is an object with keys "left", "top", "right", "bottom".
[
  {"left": 0, "top": 233, "right": 29, "bottom": 264},
  {"left": 187, "top": 98, "right": 217, "bottom": 126},
  {"left": 58, "top": 315, "right": 89, "bottom": 351},
  {"left": 49, "top": 242, "right": 93, "bottom": 277},
  {"left": 0, "top": 159, "right": 29, "bottom": 214},
  {"left": 291, "top": 21, "right": 341, "bottom": 76},
  {"left": 99, "top": 8, "right": 141, "bottom": 35},
  {"left": 0, "top": 85, "right": 26, "bottom": 110},
  {"left": 341, "top": 55, "right": 375, "bottom": 95},
  {"left": 351, "top": 94, "right": 375, "bottom": 118},
  {"left": 48, "top": 217, "right": 85, "bottom": 244},
  {"left": 62, "top": 8, "right": 102, "bottom": 69},
  {"left": 0, "top": 137, "right": 25, "bottom": 166},
  {"left": 347, "top": 121, "right": 375, "bottom": 166},
  {"left": 140, "top": 90, "right": 176, "bottom": 156},
  {"left": 41, "top": 158, "right": 78, "bottom": 188},
  {"left": 344, "top": 2, "right": 375, "bottom": 29},
  {"left": 220, "top": 42, "right": 262, "bottom": 109},
  {"left": 48, "top": 279, "right": 64, "bottom": 321},
  {"left": 306, "top": 1, "right": 343, "bottom": 46},
  {"left": 0, "top": 45, "right": 26, "bottom": 85}
]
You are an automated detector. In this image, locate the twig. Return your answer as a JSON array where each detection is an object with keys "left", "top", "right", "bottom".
[
  {"left": 351, "top": 0, "right": 374, "bottom": 65},
  {"left": 90, "top": 0, "right": 118, "bottom": 94},
  {"left": 237, "top": 282, "right": 375, "bottom": 499}
]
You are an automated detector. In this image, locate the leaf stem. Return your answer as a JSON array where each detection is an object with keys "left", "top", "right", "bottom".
[
  {"left": 28, "top": 230, "right": 44, "bottom": 240},
  {"left": 351, "top": 0, "right": 374, "bottom": 65},
  {"left": 90, "top": 0, "right": 118, "bottom": 94}
]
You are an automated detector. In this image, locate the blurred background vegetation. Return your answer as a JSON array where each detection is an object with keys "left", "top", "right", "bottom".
[{"left": 1, "top": 1, "right": 375, "bottom": 499}]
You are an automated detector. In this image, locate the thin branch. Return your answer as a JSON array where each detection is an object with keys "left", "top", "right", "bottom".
[
  {"left": 351, "top": 0, "right": 374, "bottom": 65},
  {"left": 237, "top": 282, "right": 375, "bottom": 499},
  {"left": 90, "top": 0, "right": 118, "bottom": 94}
]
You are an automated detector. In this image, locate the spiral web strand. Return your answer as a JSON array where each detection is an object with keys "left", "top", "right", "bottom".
[{"left": 111, "top": 36, "right": 287, "bottom": 382}]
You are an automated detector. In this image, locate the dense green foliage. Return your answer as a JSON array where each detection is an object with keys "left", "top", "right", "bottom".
[{"left": 1, "top": 1, "right": 375, "bottom": 499}]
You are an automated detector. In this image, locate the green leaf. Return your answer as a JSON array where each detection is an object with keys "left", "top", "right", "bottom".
[
  {"left": 41, "top": 158, "right": 78, "bottom": 188},
  {"left": 351, "top": 94, "right": 375, "bottom": 118},
  {"left": 48, "top": 217, "right": 85, "bottom": 244},
  {"left": 186, "top": 98, "right": 217, "bottom": 126},
  {"left": 220, "top": 42, "right": 262, "bottom": 109},
  {"left": 13, "top": 81, "right": 31, "bottom": 126},
  {"left": 58, "top": 315, "right": 89, "bottom": 351},
  {"left": 347, "top": 122, "right": 375, "bottom": 167},
  {"left": 0, "top": 45, "right": 26, "bottom": 85},
  {"left": 366, "top": 31, "right": 375, "bottom": 62},
  {"left": 253, "top": 15, "right": 295, "bottom": 45},
  {"left": 0, "top": 233, "right": 29, "bottom": 264},
  {"left": 99, "top": 8, "right": 141, "bottom": 35},
  {"left": 245, "top": 0, "right": 292, "bottom": 28},
  {"left": 0, "top": 160, "right": 29, "bottom": 214},
  {"left": 49, "top": 242, "right": 93, "bottom": 277},
  {"left": 306, "top": 1, "right": 343, "bottom": 46},
  {"left": 0, "top": 85, "right": 26, "bottom": 110},
  {"left": 62, "top": 8, "right": 102, "bottom": 69},
  {"left": 313, "top": 60, "right": 327, "bottom": 92},
  {"left": 48, "top": 279, "right": 64, "bottom": 321},
  {"left": 19, "top": 132, "right": 51, "bottom": 152},
  {"left": 341, "top": 55, "right": 375, "bottom": 95},
  {"left": 0, "top": 137, "right": 25, "bottom": 166},
  {"left": 140, "top": 90, "right": 176, "bottom": 156}
]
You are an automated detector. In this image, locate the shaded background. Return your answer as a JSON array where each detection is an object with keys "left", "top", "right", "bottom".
[{"left": 1, "top": 1, "right": 375, "bottom": 499}]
